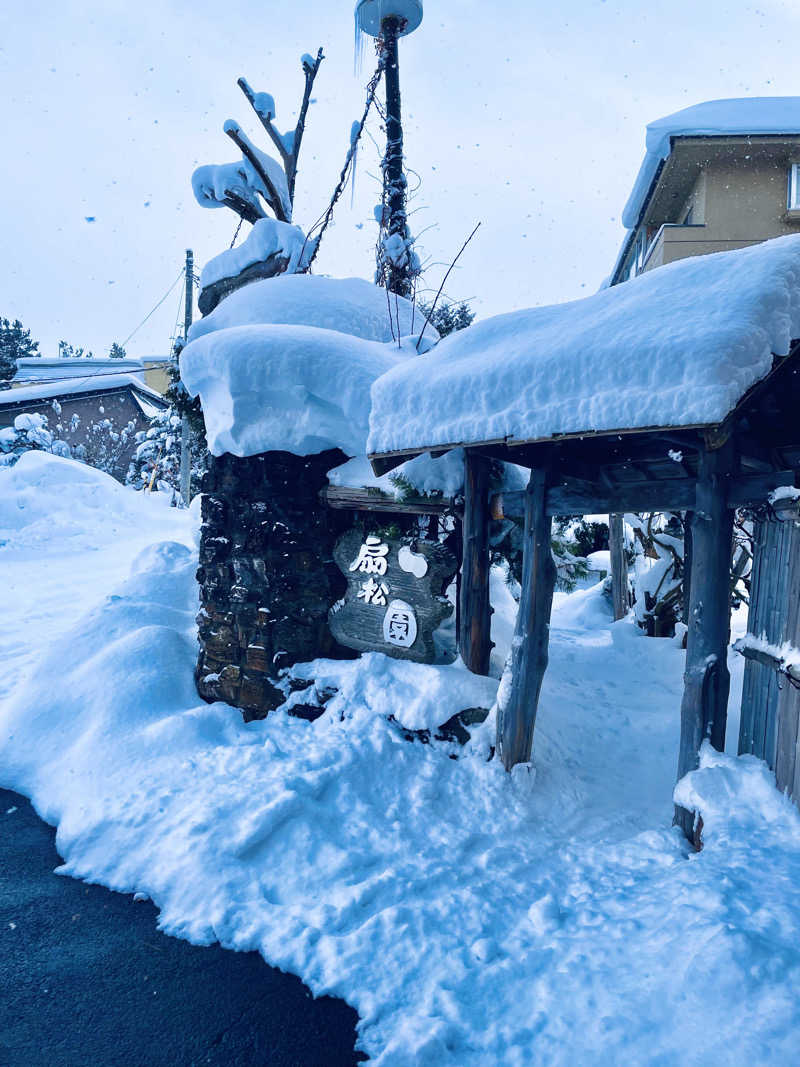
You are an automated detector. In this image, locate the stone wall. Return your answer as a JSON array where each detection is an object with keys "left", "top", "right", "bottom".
[{"left": 195, "top": 448, "right": 352, "bottom": 720}]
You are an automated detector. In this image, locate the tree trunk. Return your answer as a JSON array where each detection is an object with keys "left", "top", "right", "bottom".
[
  {"left": 674, "top": 441, "right": 735, "bottom": 843},
  {"left": 496, "top": 468, "right": 557, "bottom": 771},
  {"left": 459, "top": 452, "right": 492, "bottom": 674}
]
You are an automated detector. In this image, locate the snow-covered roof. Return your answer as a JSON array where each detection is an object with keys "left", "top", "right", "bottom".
[
  {"left": 368, "top": 235, "right": 800, "bottom": 459},
  {"left": 181, "top": 274, "right": 428, "bottom": 458},
  {"left": 622, "top": 97, "right": 800, "bottom": 229},
  {"left": 0, "top": 375, "right": 167, "bottom": 408}
]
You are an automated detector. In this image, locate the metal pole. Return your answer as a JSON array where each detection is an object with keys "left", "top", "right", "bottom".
[
  {"left": 179, "top": 249, "right": 193, "bottom": 505},
  {"left": 381, "top": 16, "right": 412, "bottom": 298}
]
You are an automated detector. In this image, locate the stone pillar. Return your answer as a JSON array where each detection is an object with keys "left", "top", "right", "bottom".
[{"left": 195, "top": 448, "right": 350, "bottom": 720}]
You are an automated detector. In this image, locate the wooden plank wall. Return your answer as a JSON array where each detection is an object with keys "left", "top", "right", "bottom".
[{"left": 739, "top": 501, "right": 800, "bottom": 803}]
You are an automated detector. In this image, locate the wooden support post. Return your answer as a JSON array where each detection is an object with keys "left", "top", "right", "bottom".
[
  {"left": 459, "top": 451, "right": 492, "bottom": 675},
  {"left": 496, "top": 468, "right": 557, "bottom": 771},
  {"left": 674, "top": 441, "right": 735, "bottom": 843},
  {"left": 609, "top": 513, "right": 627, "bottom": 621}
]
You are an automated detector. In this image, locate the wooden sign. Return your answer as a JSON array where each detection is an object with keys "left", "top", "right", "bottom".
[{"left": 329, "top": 529, "right": 457, "bottom": 663}]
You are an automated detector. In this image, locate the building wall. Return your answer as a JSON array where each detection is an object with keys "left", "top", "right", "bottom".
[
  {"left": 0, "top": 389, "right": 156, "bottom": 481},
  {"left": 643, "top": 155, "right": 800, "bottom": 273},
  {"left": 142, "top": 361, "right": 171, "bottom": 395}
]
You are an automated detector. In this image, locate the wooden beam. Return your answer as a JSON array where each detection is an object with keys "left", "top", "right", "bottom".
[
  {"left": 496, "top": 468, "right": 557, "bottom": 770},
  {"left": 459, "top": 452, "right": 492, "bottom": 675},
  {"left": 492, "top": 470, "right": 796, "bottom": 520},
  {"left": 674, "top": 441, "right": 736, "bottom": 845},
  {"left": 609, "top": 514, "right": 628, "bottom": 621},
  {"left": 321, "top": 486, "right": 456, "bottom": 516}
]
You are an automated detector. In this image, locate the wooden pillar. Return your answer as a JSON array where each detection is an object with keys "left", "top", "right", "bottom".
[
  {"left": 496, "top": 468, "right": 557, "bottom": 770},
  {"left": 609, "top": 513, "right": 627, "bottom": 621},
  {"left": 674, "top": 441, "right": 735, "bottom": 842},
  {"left": 459, "top": 451, "right": 492, "bottom": 675}
]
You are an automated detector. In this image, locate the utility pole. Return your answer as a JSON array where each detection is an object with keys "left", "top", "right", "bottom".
[
  {"left": 355, "top": 1, "right": 423, "bottom": 298},
  {"left": 381, "top": 16, "right": 412, "bottom": 298},
  {"left": 179, "top": 249, "right": 193, "bottom": 506}
]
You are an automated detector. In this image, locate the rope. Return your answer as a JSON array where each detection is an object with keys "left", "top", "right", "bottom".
[
  {"left": 230, "top": 217, "right": 244, "bottom": 249},
  {"left": 301, "top": 61, "right": 385, "bottom": 271}
]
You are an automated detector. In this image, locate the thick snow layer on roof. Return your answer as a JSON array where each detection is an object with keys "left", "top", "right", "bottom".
[
  {"left": 368, "top": 235, "right": 800, "bottom": 457},
  {"left": 622, "top": 97, "right": 800, "bottom": 229},
  {"left": 0, "top": 375, "right": 165, "bottom": 407},
  {"left": 181, "top": 324, "right": 404, "bottom": 458},
  {"left": 182, "top": 274, "right": 433, "bottom": 458},
  {"left": 189, "top": 273, "right": 420, "bottom": 344},
  {"left": 199, "top": 219, "right": 312, "bottom": 289}
]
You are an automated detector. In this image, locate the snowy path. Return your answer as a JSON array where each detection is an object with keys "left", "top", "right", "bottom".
[{"left": 1, "top": 454, "right": 799, "bottom": 1066}]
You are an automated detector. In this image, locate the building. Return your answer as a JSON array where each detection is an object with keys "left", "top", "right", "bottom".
[
  {"left": 0, "top": 375, "right": 168, "bottom": 482},
  {"left": 611, "top": 97, "right": 800, "bottom": 285},
  {"left": 12, "top": 356, "right": 172, "bottom": 396}
]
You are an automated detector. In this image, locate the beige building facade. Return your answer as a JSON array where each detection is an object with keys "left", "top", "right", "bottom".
[{"left": 613, "top": 134, "right": 800, "bottom": 284}]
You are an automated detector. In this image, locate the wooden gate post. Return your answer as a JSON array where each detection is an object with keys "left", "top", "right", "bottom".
[
  {"left": 609, "top": 513, "right": 628, "bottom": 621},
  {"left": 497, "top": 467, "right": 557, "bottom": 770},
  {"left": 674, "top": 440, "right": 735, "bottom": 842},
  {"left": 459, "top": 450, "right": 492, "bottom": 675}
]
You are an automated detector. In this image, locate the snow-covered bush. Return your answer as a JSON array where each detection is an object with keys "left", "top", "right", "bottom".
[
  {"left": 0, "top": 404, "right": 135, "bottom": 478},
  {"left": 126, "top": 408, "right": 183, "bottom": 497},
  {"left": 0, "top": 412, "right": 70, "bottom": 467}
]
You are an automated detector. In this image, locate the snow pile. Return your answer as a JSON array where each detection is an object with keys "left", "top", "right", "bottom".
[
  {"left": 285, "top": 653, "right": 497, "bottom": 733},
  {"left": 192, "top": 148, "right": 292, "bottom": 226},
  {"left": 200, "top": 219, "right": 313, "bottom": 289},
  {"left": 623, "top": 97, "right": 800, "bottom": 228},
  {"left": 181, "top": 275, "right": 430, "bottom": 458},
  {"left": 328, "top": 448, "right": 467, "bottom": 498},
  {"left": 188, "top": 274, "right": 419, "bottom": 344},
  {"left": 369, "top": 235, "right": 800, "bottom": 457},
  {"left": 181, "top": 325, "right": 406, "bottom": 457},
  {"left": 0, "top": 451, "right": 179, "bottom": 549}
]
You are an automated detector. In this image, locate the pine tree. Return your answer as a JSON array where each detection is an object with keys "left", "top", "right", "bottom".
[
  {"left": 0, "top": 318, "right": 40, "bottom": 388},
  {"left": 417, "top": 301, "right": 475, "bottom": 338},
  {"left": 108, "top": 341, "right": 127, "bottom": 359}
]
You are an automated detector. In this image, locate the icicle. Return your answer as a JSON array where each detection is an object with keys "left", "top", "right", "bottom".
[
  {"left": 354, "top": 6, "right": 367, "bottom": 76},
  {"left": 349, "top": 120, "right": 361, "bottom": 208}
]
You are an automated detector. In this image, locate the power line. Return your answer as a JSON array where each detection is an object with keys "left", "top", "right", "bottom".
[{"left": 120, "top": 269, "right": 184, "bottom": 349}]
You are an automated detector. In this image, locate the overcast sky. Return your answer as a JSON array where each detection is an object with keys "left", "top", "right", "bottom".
[{"left": 2, "top": 0, "right": 799, "bottom": 358}]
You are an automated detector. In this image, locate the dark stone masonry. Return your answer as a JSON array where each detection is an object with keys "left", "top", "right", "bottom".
[{"left": 195, "top": 449, "right": 353, "bottom": 720}]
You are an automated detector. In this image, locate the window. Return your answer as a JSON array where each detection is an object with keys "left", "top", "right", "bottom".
[{"left": 788, "top": 164, "right": 800, "bottom": 210}]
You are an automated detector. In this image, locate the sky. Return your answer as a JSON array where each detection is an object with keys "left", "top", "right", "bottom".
[{"left": 2, "top": 0, "right": 799, "bottom": 359}]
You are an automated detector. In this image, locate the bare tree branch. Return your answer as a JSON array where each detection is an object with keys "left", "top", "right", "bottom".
[
  {"left": 224, "top": 122, "right": 290, "bottom": 224},
  {"left": 290, "top": 48, "right": 325, "bottom": 204},
  {"left": 221, "top": 191, "right": 265, "bottom": 225},
  {"left": 237, "top": 47, "right": 325, "bottom": 210}
]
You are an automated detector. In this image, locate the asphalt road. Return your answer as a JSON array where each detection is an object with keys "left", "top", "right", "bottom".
[{"left": 0, "top": 788, "right": 366, "bottom": 1067}]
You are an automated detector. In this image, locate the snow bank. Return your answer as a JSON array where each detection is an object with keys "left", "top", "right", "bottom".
[
  {"left": 623, "top": 97, "right": 800, "bottom": 228},
  {"left": 200, "top": 218, "right": 313, "bottom": 289},
  {"left": 188, "top": 273, "right": 420, "bottom": 344},
  {"left": 369, "top": 235, "right": 800, "bottom": 457},
  {"left": 0, "top": 451, "right": 175, "bottom": 549},
  {"left": 181, "top": 324, "right": 405, "bottom": 458}
]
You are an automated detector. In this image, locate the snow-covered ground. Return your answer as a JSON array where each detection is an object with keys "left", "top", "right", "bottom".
[{"left": 2, "top": 453, "right": 800, "bottom": 1065}]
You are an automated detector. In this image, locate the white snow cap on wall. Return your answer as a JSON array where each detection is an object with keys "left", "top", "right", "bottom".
[
  {"left": 622, "top": 97, "right": 800, "bottom": 229},
  {"left": 368, "top": 235, "right": 800, "bottom": 458},
  {"left": 181, "top": 275, "right": 426, "bottom": 458},
  {"left": 188, "top": 274, "right": 420, "bottom": 345}
]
